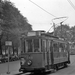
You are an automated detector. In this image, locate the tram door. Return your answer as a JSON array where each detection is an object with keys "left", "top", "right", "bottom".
[
  {"left": 50, "top": 40, "right": 54, "bottom": 68},
  {"left": 46, "top": 40, "right": 51, "bottom": 69},
  {"left": 42, "top": 40, "right": 46, "bottom": 66},
  {"left": 42, "top": 40, "right": 51, "bottom": 69}
]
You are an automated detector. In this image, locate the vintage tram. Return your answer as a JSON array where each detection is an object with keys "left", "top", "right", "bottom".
[{"left": 19, "top": 31, "right": 70, "bottom": 73}]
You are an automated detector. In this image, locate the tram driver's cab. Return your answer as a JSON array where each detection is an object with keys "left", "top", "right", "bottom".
[
  {"left": 25, "top": 39, "right": 40, "bottom": 52},
  {"left": 21, "top": 31, "right": 44, "bottom": 53}
]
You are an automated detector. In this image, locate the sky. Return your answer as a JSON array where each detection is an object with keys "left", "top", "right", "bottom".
[{"left": 9, "top": 0, "right": 75, "bottom": 32}]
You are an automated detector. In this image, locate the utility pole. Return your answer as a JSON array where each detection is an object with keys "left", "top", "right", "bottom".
[
  {"left": 5, "top": 31, "right": 12, "bottom": 74},
  {"left": 53, "top": 22, "right": 55, "bottom": 36},
  {"left": 0, "top": 1, "right": 2, "bottom": 55},
  {"left": 60, "top": 22, "right": 63, "bottom": 38}
]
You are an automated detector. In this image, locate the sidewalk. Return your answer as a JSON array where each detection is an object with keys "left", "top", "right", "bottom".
[
  {"left": 1, "top": 70, "right": 20, "bottom": 75},
  {"left": 1, "top": 71, "right": 30, "bottom": 75}
]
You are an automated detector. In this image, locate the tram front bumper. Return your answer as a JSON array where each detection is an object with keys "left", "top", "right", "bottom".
[
  {"left": 19, "top": 67, "right": 34, "bottom": 72},
  {"left": 19, "top": 68, "right": 23, "bottom": 72}
]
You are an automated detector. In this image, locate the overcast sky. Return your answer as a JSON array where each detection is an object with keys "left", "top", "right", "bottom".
[{"left": 10, "top": 0, "right": 75, "bottom": 32}]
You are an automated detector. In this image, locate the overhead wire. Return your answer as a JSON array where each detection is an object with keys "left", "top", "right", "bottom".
[
  {"left": 29, "top": 0, "right": 68, "bottom": 33},
  {"left": 67, "top": 0, "right": 75, "bottom": 10},
  {"left": 29, "top": 0, "right": 57, "bottom": 32},
  {"left": 29, "top": 0, "right": 56, "bottom": 17},
  {"left": 47, "top": 25, "right": 54, "bottom": 32}
]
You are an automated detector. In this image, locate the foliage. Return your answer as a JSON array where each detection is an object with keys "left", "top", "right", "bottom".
[
  {"left": 0, "top": 0, "right": 32, "bottom": 52},
  {"left": 1, "top": 0, "right": 32, "bottom": 31},
  {"left": 54, "top": 24, "right": 72, "bottom": 41},
  {"left": 70, "top": 26, "right": 75, "bottom": 42}
]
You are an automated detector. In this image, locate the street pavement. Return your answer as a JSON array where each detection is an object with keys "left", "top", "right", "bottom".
[
  {"left": 0, "top": 60, "right": 20, "bottom": 75},
  {"left": 1, "top": 55, "right": 75, "bottom": 75},
  {"left": 50, "top": 55, "right": 75, "bottom": 75}
]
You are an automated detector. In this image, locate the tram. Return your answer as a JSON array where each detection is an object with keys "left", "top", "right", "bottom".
[{"left": 19, "top": 31, "right": 70, "bottom": 73}]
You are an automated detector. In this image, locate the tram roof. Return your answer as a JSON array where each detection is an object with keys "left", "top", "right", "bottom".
[
  {"left": 22, "top": 34, "right": 66, "bottom": 43},
  {"left": 41, "top": 33, "right": 66, "bottom": 43},
  {"left": 21, "top": 31, "right": 67, "bottom": 43}
]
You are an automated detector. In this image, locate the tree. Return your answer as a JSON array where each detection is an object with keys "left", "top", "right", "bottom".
[
  {"left": 54, "top": 24, "right": 72, "bottom": 41},
  {"left": 0, "top": 0, "right": 32, "bottom": 55},
  {"left": 70, "top": 26, "right": 75, "bottom": 42}
]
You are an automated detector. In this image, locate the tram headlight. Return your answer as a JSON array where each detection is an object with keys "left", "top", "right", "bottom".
[
  {"left": 27, "top": 60, "right": 32, "bottom": 66},
  {"left": 20, "top": 57, "right": 25, "bottom": 65}
]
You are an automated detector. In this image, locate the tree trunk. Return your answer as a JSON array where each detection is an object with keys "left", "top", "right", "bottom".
[{"left": 0, "top": 40, "right": 2, "bottom": 55}]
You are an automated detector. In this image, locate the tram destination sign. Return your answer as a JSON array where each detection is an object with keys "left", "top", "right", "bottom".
[
  {"left": 5, "top": 41, "right": 12, "bottom": 46},
  {"left": 27, "top": 31, "right": 42, "bottom": 36},
  {"left": 27, "top": 32, "right": 36, "bottom": 36}
]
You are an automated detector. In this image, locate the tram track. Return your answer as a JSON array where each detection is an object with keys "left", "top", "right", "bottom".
[
  {"left": 14, "top": 72, "right": 31, "bottom": 75},
  {"left": 14, "top": 72, "right": 24, "bottom": 75},
  {"left": 14, "top": 71, "right": 53, "bottom": 75}
]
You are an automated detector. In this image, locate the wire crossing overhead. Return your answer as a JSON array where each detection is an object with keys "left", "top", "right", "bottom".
[
  {"left": 67, "top": 0, "right": 75, "bottom": 10},
  {"left": 29, "top": 0, "right": 56, "bottom": 17}
]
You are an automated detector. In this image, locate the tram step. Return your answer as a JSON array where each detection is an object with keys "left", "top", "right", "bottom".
[
  {"left": 46, "top": 69, "right": 54, "bottom": 72},
  {"left": 58, "top": 65, "right": 64, "bottom": 69}
]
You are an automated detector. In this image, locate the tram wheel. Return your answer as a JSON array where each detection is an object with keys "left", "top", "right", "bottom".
[
  {"left": 64, "top": 63, "right": 68, "bottom": 68},
  {"left": 53, "top": 65, "right": 58, "bottom": 72},
  {"left": 56, "top": 64, "right": 59, "bottom": 70},
  {"left": 34, "top": 69, "right": 44, "bottom": 74},
  {"left": 22, "top": 70, "right": 26, "bottom": 73}
]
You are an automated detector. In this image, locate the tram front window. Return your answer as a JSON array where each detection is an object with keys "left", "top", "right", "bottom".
[
  {"left": 26, "top": 39, "right": 40, "bottom": 52},
  {"left": 26, "top": 39, "right": 33, "bottom": 52},
  {"left": 33, "top": 39, "right": 39, "bottom": 52}
]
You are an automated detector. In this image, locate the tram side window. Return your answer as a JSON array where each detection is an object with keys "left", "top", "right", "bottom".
[
  {"left": 53, "top": 42, "right": 59, "bottom": 52},
  {"left": 21, "top": 39, "right": 25, "bottom": 53},
  {"left": 47, "top": 40, "right": 51, "bottom": 52},
  {"left": 24, "top": 41, "right": 25, "bottom": 53},
  {"left": 59, "top": 43, "right": 65, "bottom": 52},
  {"left": 26, "top": 39, "right": 33, "bottom": 52},
  {"left": 64, "top": 44, "right": 67, "bottom": 52},
  {"left": 41, "top": 40, "right": 46, "bottom": 52},
  {"left": 62, "top": 43, "right": 65, "bottom": 52},
  {"left": 34, "top": 39, "right": 40, "bottom": 52},
  {"left": 59, "top": 43, "right": 62, "bottom": 52}
]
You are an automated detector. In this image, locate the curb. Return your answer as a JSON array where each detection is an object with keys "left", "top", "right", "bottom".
[{"left": 1, "top": 70, "right": 19, "bottom": 75}]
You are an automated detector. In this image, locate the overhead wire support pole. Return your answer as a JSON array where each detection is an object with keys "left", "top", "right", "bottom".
[
  {"left": 53, "top": 22, "right": 56, "bottom": 36},
  {"left": 6, "top": 31, "right": 10, "bottom": 74},
  {"left": 60, "top": 22, "right": 63, "bottom": 38}
]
